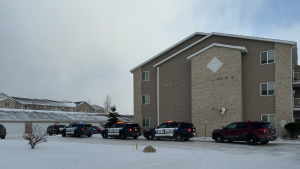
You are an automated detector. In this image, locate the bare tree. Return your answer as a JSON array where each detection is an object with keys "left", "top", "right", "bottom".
[
  {"left": 103, "top": 94, "right": 112, "bottom": 114},
  {"left": 23, "top": 125, "right": 48, "bottom": 149}
]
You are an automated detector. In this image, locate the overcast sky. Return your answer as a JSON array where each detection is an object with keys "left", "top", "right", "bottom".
[{"left": 0, "top": 0, "right": 299, "bottom": 115}]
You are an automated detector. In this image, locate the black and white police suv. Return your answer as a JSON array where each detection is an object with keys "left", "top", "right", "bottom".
[
  {"left": 143, "top": 121, "right": 196, "bottom": 141},
  {"left": 101, "top": 122, "right": 142, "bottom": 140},
  {"left": 61, "top": 122, "right": 93, "bottom": 138}
]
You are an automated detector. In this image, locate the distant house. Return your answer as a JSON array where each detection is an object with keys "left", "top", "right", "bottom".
[{"left": 0, "top": 92, "right": 106, "bottom": 113}]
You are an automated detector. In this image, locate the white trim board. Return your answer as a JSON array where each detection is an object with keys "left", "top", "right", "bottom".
[
  {"left": 187, "top": 43, "right": 248, "bottom": 60},
  {"left": 129, "top": 32, "right": 209, "bottom": 73},
  {"left": 130, "top": 32, "right": 296, "bottom": 72}
]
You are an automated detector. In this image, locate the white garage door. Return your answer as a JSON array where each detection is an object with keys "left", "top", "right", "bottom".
[
  {"left": 0, "top": 122, "right": 25, "bottom": 134},
  {"left": 32, "top": 123, "right": 54, "bottom": 131},
  {"left": 88, "top": 123, "right": 100, "bottom": 126}
]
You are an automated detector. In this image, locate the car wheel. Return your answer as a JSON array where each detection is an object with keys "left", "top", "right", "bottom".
[
  {"left": 215, "top": 134, "right": 223, "bottom": 143},
  {"left": 146, "top": 133, "right": 154, "bottom": 140},
  {"left": 62, "top": 132, "right": 66, "bottom": 137},
  {"left": 120, "top": 133, "right": 127, "bottom": 140},
  {"left": 184, "top": 138, "right": 190, "bottom": 141},
  {"left": 1, "top": 137, "right": 5, "bottom": 139},
  {"left": 102, "top": 132, "right": 108, "bottom": 139},
  {"left": 49, "top": 134, "right": 52, "bottom": 136},
  {"left": 247, "top": 135, "right": 257, "bottom": 145},
  {"left": 174, "top": 133, "right": 184, "bottom": 141},
  {"left": 228, "top": 140, "right": 233, "bottom": 143},
  {"left": 133, "top": 136, "right": 138, "bottom": 139},
  {"left": 261, "top": 141, "right": 269, "bottom": 144},
  {"left": 88, "top": 134, "right": 92, "bottom": 137}
]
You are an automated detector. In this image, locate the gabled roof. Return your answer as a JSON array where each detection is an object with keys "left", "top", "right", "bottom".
[
  {"left": 75, "top": 101, "right": 105, "bottom": 110},
  {"left": 130, "top": 32, "right": 297, "bottom": 71},
  {"left": 0, "top": 92, "right": 18, "bottom": 103},
  {"left": 187, "top": 43, "right": 248, "bottom": 60},
  {"left": 129, "top": 32, "right": 209, "bottom": 73}
]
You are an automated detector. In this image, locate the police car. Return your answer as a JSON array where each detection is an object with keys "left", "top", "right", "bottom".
[
  {"left": 143, "top": 121, "right": 196, "bottom": 141},
  {"left": 61, "top": 122, "right": 93, "bottom": 138},
  {"left": 47, "top": 124, "right": 66, "bottom": 135},
  {"left": 101, "top": 122, "right": 141, "bottom": 140}
]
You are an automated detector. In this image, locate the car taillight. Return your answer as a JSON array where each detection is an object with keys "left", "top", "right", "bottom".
[
  {"left": 260, "top": 129, "right": 266, "bottom": 134},
  {"left": 186, "top": 128, "right": 191, "bottom": 132},
  {"left": 128, "top": 128, "right": 132, "bottom": 132},
  {"left": 81, "top": 128, "right": 83, "bottom": 131},
  {"left": 53, "top": 128, "right": 55, "bottom": 130}
]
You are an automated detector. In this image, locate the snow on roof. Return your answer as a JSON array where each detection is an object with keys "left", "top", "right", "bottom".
[
  {"left": 0, "top": 108, "right": 133, "bottom": 123},
  {"left": 12, "top": 97, "right": 78, "bottom": 108},
  {"left": 0, "top": 108, "right": 108, "bottom": 122}
]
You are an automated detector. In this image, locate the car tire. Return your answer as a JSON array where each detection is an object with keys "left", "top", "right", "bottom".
[
  {"left": 1, "top": 137, "right": 5, "bottom": 139},
  {"left": 88, "top": 134, "right": 92, "bottom": 137},
  {"left": 62, "top": 132, "right": 66, "bottom": 137},
  {"left": 228, "top": 140, "right": 233, "bottom": 143},
  {"left": 215, "top": 134, "right": 223, "bottom": 143},
  {"left": 133, "top": 136, "right": 138, "bottom": 139},
  {"left": 247, "top": 135, "right": 257, "bottom": 145},
  {"left": 146, "top": 133, "right": 154, "bottom": 140},
  {"left": 49, "top": 134, "right": 52, "bottom": 136},
  {"left": 102, "top": 132, "right": 108, "bottom": 139},
  {"left": 120, "top": 133, "right": 127, "bottom": 140},
  {"left": 261, "top": 141, "right": 269, "bottom": 144},
  {"left": 184, "top": 138, "right": 190, "bottom": 141},
  {"left": 174, "top": 133, "right": 184, "bottom": 141}
]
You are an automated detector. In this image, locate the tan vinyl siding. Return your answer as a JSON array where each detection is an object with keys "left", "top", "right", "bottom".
[{"left": 0, "top": 99, "right": 15, "bottom": 109}]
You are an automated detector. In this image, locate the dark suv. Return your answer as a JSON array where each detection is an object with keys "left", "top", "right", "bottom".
[
  {"left": 61, "top": 123, "right": 93, "bottom": 138},
  {"left": 143, "top": 121, "right": 196, "bottom": 141},
  {"left": 101, "top": 122, "right": 141, "bottom": 139},
  {"left": 47, "top": 125, "right": 66, "bottom": 135},
  {"left": 0, "top": 124, "right": 6, "bottom": 139},
  {"left": 212, "top": 122, "right": 277, "bottom": 145}
]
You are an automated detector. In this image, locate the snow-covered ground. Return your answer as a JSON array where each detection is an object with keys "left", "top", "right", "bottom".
[{"left": 1, "top": 134, "right": 300, "bottom": 169}]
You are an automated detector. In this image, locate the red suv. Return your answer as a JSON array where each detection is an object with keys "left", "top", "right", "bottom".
[{"left": 212, "top": 122, "right": 277, "bottom": 145}]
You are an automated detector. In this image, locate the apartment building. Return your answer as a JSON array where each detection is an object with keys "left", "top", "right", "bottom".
[
  {"left": 0, "top": 92, "right": 106, "bottom": 113},
  {"left": 130, "top": 32, "right": 298, "bottom": 137}
]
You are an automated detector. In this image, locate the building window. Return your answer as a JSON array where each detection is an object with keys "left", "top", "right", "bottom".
[
  {"left": 76, "top": 108, "right": 79, "bottom": 112},
  {"left": 260, "top": 51, "right": 275, "bottom": 64},
  {"left": 68, "top": 108, "right": 71, "bottom": 111},
  {"left": 22, "top": 105, "right": 28, "bottom": 109},
  {"left": 142, "top": 71, "right": 150, "bottom": 81},
  {"left": 261, "top": 82, "right": 275, "bottom": 96},
  {"left": 261, "top": 114, "right": 275, "bottom": 127},
  {"left": 52, "top": 107, "right": 57, "bottom": 111},
  {"left": 143, "top": 118, "right": 150, "bottom": 127},
  {"left": 142, "top": 94, "right": 150, "bottom": 104},
  {"left": 61, "top": 107, "right": 65, "bottom": 111},
  {"left": 43, "top": 106, "right": 46, "bottom": 110},
  {"left": 5, "top": 102, "right": 9, "bottom": 107}
]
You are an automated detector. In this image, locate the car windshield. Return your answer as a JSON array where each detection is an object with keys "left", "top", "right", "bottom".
[
  {"left": 262, "top": 123, "right": 273, "bottom": 128},
  {"left": 124, "top": 124, "right": 140, "bottom": 127}
]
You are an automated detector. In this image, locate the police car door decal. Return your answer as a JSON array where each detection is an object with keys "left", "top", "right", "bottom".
[
  {"left": 108, "top": 128, "right": 121, "bottom": 135},
  {"left": 155, "top": 128, "right": 175, "bottom": 137},
  {"left": 66, "top": 126, "right": 76, "bottom": 134}
]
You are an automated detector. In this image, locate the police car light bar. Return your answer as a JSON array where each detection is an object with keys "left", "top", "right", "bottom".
[
  {"left": 78, "top": 122, "right": 85, "bottom": 124},
  {"left": 168, "top": 121, "right": 174, "bottom": 123},
  {"left": 117, "top": 122, "right": 124, "bottom": 124}
]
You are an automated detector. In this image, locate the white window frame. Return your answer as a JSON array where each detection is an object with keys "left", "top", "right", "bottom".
[
  {"left": 22, "top": 105, "right": 28, "bottom": 109},
  {"left": 5, "top": 102, "right": 9, "bottom": 107},
  {"left": 261, "top": 114, "right": 276, "bottom": 126},
  {"left": 52, "top": 107, "right": 57, "bottom": 111},
  {"left": 61, "top": 107, "right": 65, "bottom": 111},
  {"left": 142, "top": 94, "right": 150, "bottom": 104},
  {"left": 260, "top": 82, "right": 275, "bottom": 96},
  {"left": 142, "top": 71, "right": 150, "bottom": 81},
  {"left": 76, "top": 108, "right": 79, "bottom": 112},
  {"left": 260, "top": 50, "right": 275, "bottom": 65},
  {"left": 142, "top": 118, "right": 150, "bottom": 127},
  {"left": 42, "top": 106, "right": 46, "bottom": 110}
]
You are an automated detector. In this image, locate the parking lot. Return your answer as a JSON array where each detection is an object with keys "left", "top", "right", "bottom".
[{"left": 1, "top": 134, "right": 300, "bottom": 169}]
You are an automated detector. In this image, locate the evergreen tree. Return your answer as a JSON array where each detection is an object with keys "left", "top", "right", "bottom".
[{"left": 106, "top": 105, "right": 120, "bottom": 127}]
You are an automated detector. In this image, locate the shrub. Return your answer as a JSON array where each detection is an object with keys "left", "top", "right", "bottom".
[
  {"left": 284, "top": 123, "right": 300, "bottom": 138},
  {"left": 23, "top": 125, "right": 48, "bottom": 149}
]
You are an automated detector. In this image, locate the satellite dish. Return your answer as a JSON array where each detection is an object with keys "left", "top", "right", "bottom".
[{"left": 220, "top": 108, "right": 226, "bottom": 115}]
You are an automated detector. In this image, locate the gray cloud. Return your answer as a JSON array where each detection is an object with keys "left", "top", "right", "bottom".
[{"left": 0, "top": 0, "right": 299, "bottom": 115}]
